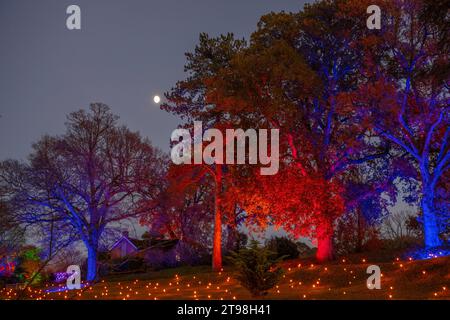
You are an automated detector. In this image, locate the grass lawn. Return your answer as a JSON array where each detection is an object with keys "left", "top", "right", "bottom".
[{"left": 1, "top": 252, "right": 449, "bottom": 300}]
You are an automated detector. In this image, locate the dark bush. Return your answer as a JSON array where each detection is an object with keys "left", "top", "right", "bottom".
[
  {"left": 265, "top": 236, "right": 299, "bottom": 260},
  {"left": 144, "top": 241, "right": 209, "bottom": 270},
  {"left": 296, "top": 242, "right": 315, "bottom": 257},
  {"left": 227, "top": 240, "right": 284, "bottom": 297},
  {"left": 112, "top": 257, "right": 146, "bottom": 273},
  {"left": 334, "top": 210, "right": 382, "bottom": 255}
]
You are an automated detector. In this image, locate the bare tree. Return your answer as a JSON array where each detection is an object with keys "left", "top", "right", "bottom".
[
  {"left": 0, "top": 104, "right": 166, "bottom": 281},
  {"left": 0, "top": 200, "right": 24, "bottom": 258},
  {"left": 382, "top": 210, "right": 421, "bottom": 242}
]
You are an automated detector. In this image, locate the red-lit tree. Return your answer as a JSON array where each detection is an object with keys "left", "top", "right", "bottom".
[
  {"left": 207, "top": 5, "right": 388, "bottom": 261},
  {"left": 232, "top": 166, "right": 345, "bottom": 251},
  {"left": 139, "top": 163, "right": 214, "bottom": 253},
  {"left": 161, "top": 33, "right": 247, "bottom": 270}
]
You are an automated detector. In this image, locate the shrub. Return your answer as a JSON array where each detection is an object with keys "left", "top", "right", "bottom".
[
  {"left": 227, "top": 240, "right": 284, "bottom": 297},
  {"left": 296, "top": 242, "right": 315, "bottom": 257},
  {"left": 14, "top": 246, "right": 42, "bottom": 284},
  {"left": 145, "top": 241, "right": 210, "bottom": 269},
  {"left": 225, "top": 230, "right": 248, "bottom": 254},
  {"left": 145, "top": 248, "right": 177, "bottom": 270},
  {"left": 334, "top": 210, "right": 382, "bottom": 255},
  {"left": 265, "top": 236, "right": 299, "bottom": 260},
  {"left": 174, "top": 241, "right": 210, "bottom": 266},
  {"left": 113, "top": 257, "right": 146, "bottom": 273}
]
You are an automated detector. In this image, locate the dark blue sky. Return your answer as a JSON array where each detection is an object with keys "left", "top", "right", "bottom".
[{"left": 0, "top": 0, "right": 308, "bottom": 160}]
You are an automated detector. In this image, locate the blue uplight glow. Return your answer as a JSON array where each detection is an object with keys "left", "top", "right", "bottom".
[{"left": 406, "top": 247, "right": 450, "bottom": 260}]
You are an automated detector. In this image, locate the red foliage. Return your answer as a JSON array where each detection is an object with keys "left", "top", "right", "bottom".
[{"left": 233, "top": 167, "right": 345, "bottom": 244}]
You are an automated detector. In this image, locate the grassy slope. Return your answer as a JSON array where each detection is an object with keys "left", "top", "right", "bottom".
[{"left": 2, "top": 252, "right": 448, "bottom": 300}]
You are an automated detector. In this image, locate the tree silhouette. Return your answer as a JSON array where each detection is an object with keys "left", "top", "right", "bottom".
[{"left": 0, "top": 104, "right": 166, "bottom": 280}]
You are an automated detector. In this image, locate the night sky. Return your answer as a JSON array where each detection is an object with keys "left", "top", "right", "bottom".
[{"left": 0, "top": 0, "right": 308, "bottom": 161}]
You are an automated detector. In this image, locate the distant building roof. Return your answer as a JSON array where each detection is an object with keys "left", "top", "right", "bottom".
[
  {"left": 141, "top": 239, "right": 179, "bottom": 252},
  {"left": 109, "top": 235, "right": 138, "bottom": 252},
  {"left": 109, "top": 231, "right": 178, "bottom": 253},
  {"left": 127, "top": 238, "right": 151, "bottom": 250}
]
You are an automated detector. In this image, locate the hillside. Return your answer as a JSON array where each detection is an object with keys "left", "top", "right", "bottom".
[{"left": 1, "top": 253, "right": 448, "bottom": 300}]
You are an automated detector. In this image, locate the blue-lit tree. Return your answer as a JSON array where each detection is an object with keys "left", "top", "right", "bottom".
[
  {"left": 0, "top": 104, "right": 166, "bottom": 281},
  {"left": 356, "top": 0, "right": 449, "bottom": 248}
]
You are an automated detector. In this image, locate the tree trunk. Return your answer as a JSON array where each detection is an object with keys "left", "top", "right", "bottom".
[
  {"left": 316, "top": 219, "right": 334, "bottom": 262},
  {"left": 422, "top": 191, "right": 442, "bottom": 248},
  {"left": 355, "top": 208, "right": 364, "bottom": 253},
  {"left": 85, "top": 236, "right": 99, "bottom": 281},
  {"left": 225, "top": 225, "right": 234, "bottom": 252},
  {"left": 212, "top": 164, "right": 222, "bottom": 271}
]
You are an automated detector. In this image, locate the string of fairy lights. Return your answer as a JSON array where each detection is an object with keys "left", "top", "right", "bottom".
[{"left": 0, "top": 256, "right": 448, "bottom": 300}]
